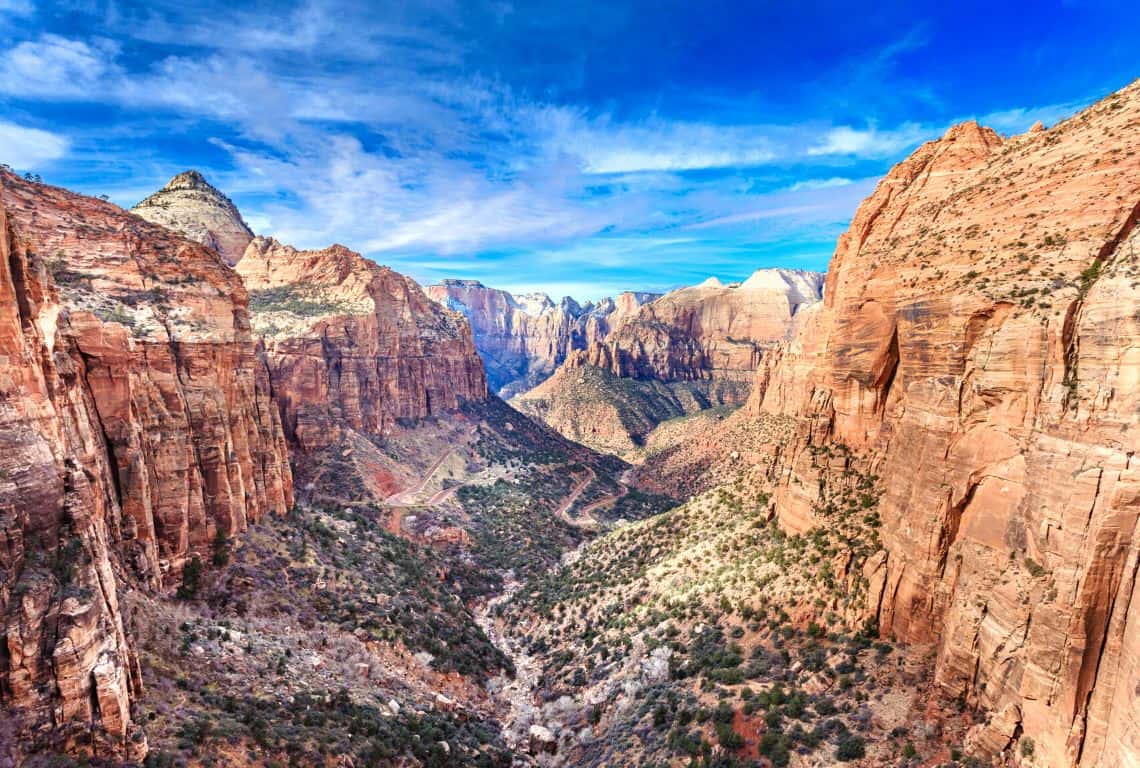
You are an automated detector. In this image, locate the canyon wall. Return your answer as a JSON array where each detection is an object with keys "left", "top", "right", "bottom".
[
  {"left": 0, "top": 171, "right": 292, "bottom": 760},
  {"left": 237, "top": 239, "right": 488, "bottom": 452},
  {"left": 513, "top": 269, "right": 823, "bottom": 455},
  {"left": 427, "top": 279, "right": 656, "bottom": 397},
  {"left": 581, "top": 269, "right": 824, "bottom": 384},
  {"left": 748, "top": 82, "right": 1140, "bottom": 767}
]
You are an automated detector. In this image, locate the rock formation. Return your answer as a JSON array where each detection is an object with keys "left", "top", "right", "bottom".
[
  {"left": 580, "top": 268, "right": 823, "bottom": 383},
  {"left": 427, "top": 279, "right": 658, "bottom": 397},
  {"left": 236, "top": 238, "right": 488, "bottom": 452},
  {"left": 0, "top": 170, "right": 291, "bottom": 761},
  {"left": 131, "top": 170, "right": 254, "bottom": 265},
  {"left": 745, "top": 81, "right": 1140, "bottom": 767},
  {"left": 513, "top": 269, "right": 823, "bottom": 455}
]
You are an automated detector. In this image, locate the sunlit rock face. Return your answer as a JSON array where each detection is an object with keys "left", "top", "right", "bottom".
[
  {"left": 511, "top": 269, "right": 824, "bottom": 455},
  {"left": 0, "top": 170, "right": 292, "bottom": 761},
  {"left": 237, "top": 238, "right": 488, "bottom": 451},
  {"left": 131, "top": 170, "right": 254, "bottom": 266},
  {"left": 427, "top": 279, "right": 658, "bottom": 398},
  {"left": 748, "top": 80, "right": 1140, "bottom": 767},
  {"left": 579, "top": 268, "right": 825, "bottom": 384}
]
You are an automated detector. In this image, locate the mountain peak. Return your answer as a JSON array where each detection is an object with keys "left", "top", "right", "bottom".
[
  {"left": 132, "top": 170, "right": 254, "bottom": 265},
  {"left": 163, "top": 169, "right": 214, "bottom": 191}
]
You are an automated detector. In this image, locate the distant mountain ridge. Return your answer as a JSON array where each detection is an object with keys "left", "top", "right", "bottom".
[
  {"left": 511, "top": 268, "right": 825, "bottom": 454},
  {"left": 427, "top": 279, "right": 660, "bottom": 397}
]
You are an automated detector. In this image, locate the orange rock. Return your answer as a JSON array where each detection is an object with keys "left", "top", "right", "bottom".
[
  {"left": 0, "top": 169, "right": 292, "bottom": 760},
  {"left": 427, "top": 279, "right": 658, "bottom": 397},
  {"left": 748, "top": 80, "right": 1140, "bottom": 767},
  {"left": 581, "top": 269, "right": 823, "bottom": 385},
  {"left": 236, "top": 238, "right": 488, "bottom": 451},
  {"left": 513, "top": 270, "right": 823, "bottom": 454}
]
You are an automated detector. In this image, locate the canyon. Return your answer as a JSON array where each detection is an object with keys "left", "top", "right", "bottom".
[
  {"left": 512, "top": 269, "right": 824, "bottom": 455},
  {"left": 426, "top": 279, "right": 659, "bottom": 398},
  {"left": 0, "top": 77, "right": 1138, "bottom": 768}
]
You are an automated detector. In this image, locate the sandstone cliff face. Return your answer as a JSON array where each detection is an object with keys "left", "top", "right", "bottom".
[
  {"left": 582, "top": 269, "right": 824, "bottom": 385},
  {"left": 237, "top": 239, "right": 488, "bottom": 452},
  {"left": 512, "top": 269, "right": 823, "bottom": 455},
  {"left": 0, "top": 171, "right": 292, "bottom": 760},
  {"left": 131, "top": 170, "right": 255, "bottom": 265},
  {"left": 748, "top": 82, "right": 1140, "bottom": 767},
  {"left": 427, "top": 279, "right": 657, "bottom": 397}
]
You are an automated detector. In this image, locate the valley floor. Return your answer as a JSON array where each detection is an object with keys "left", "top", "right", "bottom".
[{"left": 72, "top": 401, "right": 979, "bottom": 768}]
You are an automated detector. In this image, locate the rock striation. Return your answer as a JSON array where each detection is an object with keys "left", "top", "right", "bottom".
[
  {"left": 131, "top": 170, "right": 254, "bottom": 265},
  {"left": 427, "top": 279, "right": 658, "bottom": 397},
  {"left": 746, "top": 81, "right": 1140, "bottom": 767},
  {"left": 513, "top": 269, "right": 823, "bottom": 454},
  {"left": 580, "top": 268, "right": 824, "bottom": 384},
  {"left": 236, "top": 239, "right": 488, "bottom": 452},
  {"left": 0, "top": 170, "right": 292, "bottom": 761}
]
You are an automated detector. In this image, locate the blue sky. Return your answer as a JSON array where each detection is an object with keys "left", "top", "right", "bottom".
[{"left": 0, "top": 1, "right": 1134, "bottom": 300}]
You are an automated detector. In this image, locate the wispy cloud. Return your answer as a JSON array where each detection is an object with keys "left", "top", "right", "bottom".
[
  {"left": 806, "top": 123, "right": 929, "bottom": 157},
  {"left": 0, "top": 120, "right": 69, "bottom": 167},
  {"left": 788, "top": 177, "right": 854, "bottom": 192},
  {"left": 529, "top": 110, "right": 780, "bottom": 173},
  {"left": 0, "top": 35, "right": 117, "bottom": 98},
  {"left": 0, "top": 0, "right": 1122, "bottom": 297}
]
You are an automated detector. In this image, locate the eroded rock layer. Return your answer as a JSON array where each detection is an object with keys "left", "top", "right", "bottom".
[
  {"left": 748, "top": 82, "right": 1140, "bottom": 767},
  {"left": 0, "top": 170, "right": 292, "bottom": 760},
  {"left": 427, "top": 279, "right": 657, "bottom": 397},
  {"left": 236, "top": 238, "right": 488, "bottom": 451},
  {"left": 581, "top": 269, "right": 824, "bottom": 384},
  {"left": 131, "top": 170, "right": 254, "bottom": 266},
  {"left": 513, "top": 269, "right": 823, "bottom": 455}
]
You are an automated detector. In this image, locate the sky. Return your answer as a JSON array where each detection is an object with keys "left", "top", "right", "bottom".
[{"left": 0, "top": 1, "right": 1135, "bottom": 300}]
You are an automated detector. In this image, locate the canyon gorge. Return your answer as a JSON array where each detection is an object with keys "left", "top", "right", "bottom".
[{"left": 1, "top": 78, "right": 1138, "bottom": 768}]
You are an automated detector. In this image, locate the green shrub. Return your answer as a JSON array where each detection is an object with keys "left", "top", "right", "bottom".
[{"left": 836, "top": 735, "right": 866, "bottom": 761}]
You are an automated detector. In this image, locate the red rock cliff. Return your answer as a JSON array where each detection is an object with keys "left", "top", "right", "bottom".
[
  {"left": 585, "top": 269, "right": 823, "bottom": 387},
  {"left": 236, "top": 238, "right": 488, "bottom": 451},
  {"left": 427, "top": 279, "right": 659, "bottom": 398},
  {"left": 749, "top": 81, "right": 1140, "bottom": 766},
  {"left": 0, "top": 171, "right": 292, "bottom": 759}
]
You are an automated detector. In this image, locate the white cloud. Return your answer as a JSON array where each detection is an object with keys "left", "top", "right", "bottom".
[
  {"left": 687, "top": 177, "right": 878, "bottom": 231},
  {"left": 0, "top": 120, "right": 68, "bottom": 166},
  {"left": 0, "top": 35, "right": 116, "bottom": 97},
  {"left": 806, "top": 122, "right": 928, "bottom": 158},
  {"left": 528, "top": 108, "right": 780, "bottom": 173},
  {"left": 788, "top": 177, "right": 854, "bottom": 192}
]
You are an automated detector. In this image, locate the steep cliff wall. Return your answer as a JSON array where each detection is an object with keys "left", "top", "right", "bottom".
[
  {"left": 748, "top": 82, "right": 1140, "bottom": 767},
  {"left": 427, "top": 279, "right": 657, "bottom": 397},
  {"left": 513, "top": 269, "right": 823, "bottom": 455},
  {"left": 237, "top": 238, "right": 488, "bottom": 452},
  {"left": 0, "top": 171, "right": 292, "bottom": 760},
  {"left": 582, "top": 269, "right": 824, "bottom": 384}
]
